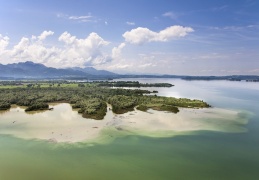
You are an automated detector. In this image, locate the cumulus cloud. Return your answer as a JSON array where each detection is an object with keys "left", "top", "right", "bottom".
[
  {"left": 0, "top": 31, "right": 111, "bottom": 68},
  {"left": 0, "top": 25, "right": 195, "bottom": 71},
  {"left": 112, "top": 43, "right": 126, "bottom": 59},
  {"left": 12, "top": 37, "right": 30, "bottom": 57},
  {"left": 58, "top": 32, "right": 76, "bottom": 44},
  {"left": 123, "top": 25, "right": 194, "bottom": 44},
  {"left": 58, "top": 32, "right": 110, "bottom": 67},
  {"left": 7, "top": 35, "right": 59, "bottom": 65},
  {"left": 0, "top": 34, "right": 9, "bottom": 50},
  {"left": 38, "top": 31, "right": 54, "bottom": 41}
]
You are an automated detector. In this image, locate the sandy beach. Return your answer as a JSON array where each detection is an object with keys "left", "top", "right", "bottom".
[{"left": 0, "top": 103, "right": 251, "bottom": 143}]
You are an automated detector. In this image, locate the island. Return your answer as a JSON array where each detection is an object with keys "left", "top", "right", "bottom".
[{"left": 0, "top": 81, "right": 210, "bottom": 120}]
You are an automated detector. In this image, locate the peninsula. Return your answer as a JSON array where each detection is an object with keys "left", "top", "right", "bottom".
[{"left": 0, "top": 81, "right": 210, "bottom": 120}]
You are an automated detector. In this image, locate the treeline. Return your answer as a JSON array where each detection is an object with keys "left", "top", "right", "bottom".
[
  {"left": 0, "top": 102, "right": 11, "bottom": 110},
  {"left": 72, "top": 98, "right": 107, "bottom": 120},
  {"left": 0, "top": 85, "right": 153, "bottom": 119},
  {"left": 108, "top": 95, "right": 210, "bottom": 114},
  {"left": 97, "top": 81, "right": 174, "bottom": 87}
]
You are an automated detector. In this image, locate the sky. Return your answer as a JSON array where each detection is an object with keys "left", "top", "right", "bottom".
[{"left": 0, "top": 0, "right": 259, "bottom": 75}]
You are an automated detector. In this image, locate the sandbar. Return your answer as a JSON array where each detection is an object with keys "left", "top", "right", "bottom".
[{"left": 0, "top": 103, "right": 251, "bottom": 143}]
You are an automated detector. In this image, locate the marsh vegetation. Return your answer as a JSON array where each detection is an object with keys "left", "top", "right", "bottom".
[{"left": 0, "top": 81, "right": 210, "bottom": 119}]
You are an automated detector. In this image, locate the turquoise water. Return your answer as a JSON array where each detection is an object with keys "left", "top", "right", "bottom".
[{"left": 0, "top": 79, "right": 259, "bottom": 179}]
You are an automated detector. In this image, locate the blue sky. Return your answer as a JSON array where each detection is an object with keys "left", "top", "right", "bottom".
[{"left": 0, "top": 0, "right": 259, "bottom": 75}]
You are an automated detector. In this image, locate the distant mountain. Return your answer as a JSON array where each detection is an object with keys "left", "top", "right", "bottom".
[
  {"left": 72, "top": 67, "right": 117, "bottom": 76},
  {"left": 1, "top": 61, "right": 258, "bottom": 81},
  {"left": 0, "top": 61, "right": 117, "bottom": 79}
]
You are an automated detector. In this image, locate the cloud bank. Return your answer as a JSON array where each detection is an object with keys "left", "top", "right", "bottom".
[
  {"left": 0, "top": 25, "right": 194, "bottom": 69},
  {"left": 0, "top": 31, "right": 110, "bottom": 68}
]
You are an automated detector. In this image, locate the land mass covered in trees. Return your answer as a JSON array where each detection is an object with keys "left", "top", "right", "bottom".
[{"left": 0, "top": 81, "right": 210, "bottom": 120}]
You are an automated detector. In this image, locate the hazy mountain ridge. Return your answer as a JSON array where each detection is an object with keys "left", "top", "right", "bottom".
[
  {"left": 0, "top": 61, "right": 258, "bottom": 81},
  {"left": 0, "top": 61, "right": 117, "bottom": 79},
  {"left": 72, "top": 67, "right": 117, "bottom": 76}
]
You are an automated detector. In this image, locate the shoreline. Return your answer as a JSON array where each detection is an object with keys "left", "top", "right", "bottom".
[{"left": 0, "top": 103, "right": 252, "bottom": 144}]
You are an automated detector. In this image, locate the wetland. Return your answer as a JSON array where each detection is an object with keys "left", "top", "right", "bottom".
[{"left": 0, "top": 79, "right": 258, "bottom": 179}]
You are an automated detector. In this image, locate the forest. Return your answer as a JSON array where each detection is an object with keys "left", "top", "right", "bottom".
[{"left": 0, "top": 81, "right": 210, "bottom": 120}]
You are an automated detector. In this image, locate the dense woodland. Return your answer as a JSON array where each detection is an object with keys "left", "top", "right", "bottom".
[{"left": 0, "top": 81, "right": 210, "bottom": 120}]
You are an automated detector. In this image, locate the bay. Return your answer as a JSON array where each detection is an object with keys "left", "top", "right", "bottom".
[{"left": 0, "top": 79, "right": 259, "bottom": 180}]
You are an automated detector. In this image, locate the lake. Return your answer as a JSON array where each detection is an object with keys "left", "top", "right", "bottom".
[{"left": 0, "top": 79, "right": 259, "bottom": 180}]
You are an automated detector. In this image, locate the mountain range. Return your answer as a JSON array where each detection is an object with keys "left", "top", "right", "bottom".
[
  {"left": 0, "top": 61, "right": 259, "bottom": 81},
  {"left": 0, "top": 61, "right": 118, "bottom": 79}
]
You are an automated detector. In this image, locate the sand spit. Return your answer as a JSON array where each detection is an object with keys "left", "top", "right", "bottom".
[{"left": 0, "top": 103, "right": 252, "bottom": 143}]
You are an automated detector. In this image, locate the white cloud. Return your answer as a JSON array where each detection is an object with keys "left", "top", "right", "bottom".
[
  {"left": 56, "top": 32, "right": 110, "bottom": 67},
  {"left": 126, "top": 21, "right": 135, "bottom": 26},
  {"left": 12, "top": 37, "right": 30, "bottom": 57},
  {"left": 69, "top": 15, "right": 92, "bottom": 20},
  {"left": 38, "top": 30, "right": 54, "bottom": 41},
  {"left": 97, "top": 26, "right": 194, "bottom": 73},
  {"left": 69, "top": 15, "right": 95, "bottom": 22},
  {"left": 0, "top": 34, "right": 9, "bottom": 50},
  {"left": 123, "top": 27, "right": 157, "bottom": 44},
  {"left": 58, "top": 31, "right": 76, "bottom": 44},
  {"left": 57, "top": 13, "right": 95, "bottom": 23},
  {"left": 0, "top": 31, "right": 111, "bottom": 68},
  {"left": 123, "top": 25, "right": 194, "bottom": 44},
  {"left": 112, "top": 43, "right": 126, "bottom": 59}
]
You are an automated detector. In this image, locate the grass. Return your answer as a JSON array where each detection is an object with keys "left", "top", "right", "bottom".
[{"left": 0, "top": 85, "right": 26, "bottom": 89}]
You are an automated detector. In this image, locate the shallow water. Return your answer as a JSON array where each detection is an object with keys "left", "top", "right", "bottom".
[
  {"left": 0, "top": 103, "right": 250, "bottom": 143},
  {"left": 0, "top": 79, "right": 259, "bottom": 179}
]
